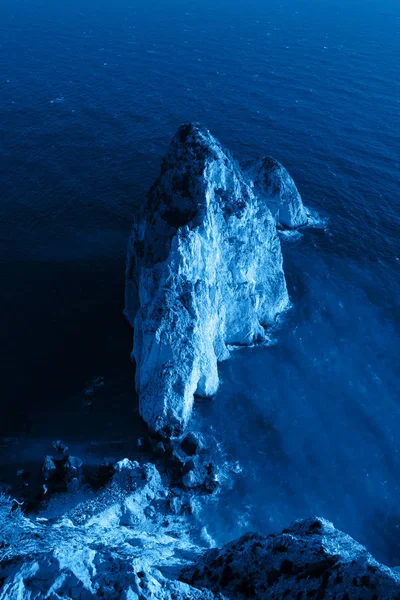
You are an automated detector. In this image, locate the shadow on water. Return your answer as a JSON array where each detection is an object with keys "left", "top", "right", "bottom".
[
  {"left": 0, "top": 0, "right": 399, "bottom": 569},
  {"left": 0, "top": 255, "right": 146, "bottom": 505},
  {"left": 0, "top": 258, "right": 131, "bottom": 431},
  {"left": 366, "top": 511, "right": 400, "bottom": 567}
]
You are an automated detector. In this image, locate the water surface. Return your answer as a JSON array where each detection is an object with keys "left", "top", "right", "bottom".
[{"left": 0, "top": 0, "right": 399, "bottom": 564}]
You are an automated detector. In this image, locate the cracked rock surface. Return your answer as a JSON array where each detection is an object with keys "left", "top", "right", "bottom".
[
  {"left": 181, "top": 517, "right": 400, "bottom": 599},
  {"left": 2, "top": 478, "right": 400, "bottom": 600},
  {"left": 125, "top": 123, "right": 292, "bottom": 436},
  {"left": 0, "top": 460, "right": 223, "bottom": 600}
]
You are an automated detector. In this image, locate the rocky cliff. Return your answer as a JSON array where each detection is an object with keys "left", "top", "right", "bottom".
[
  {"left": 1, "top": 468, "right": 400, "bottom": 600},
  {"left": 125, "top": 124, "right": 304, "bottom": 437}
]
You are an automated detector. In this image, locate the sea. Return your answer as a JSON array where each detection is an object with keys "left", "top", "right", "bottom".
[{"left": 0, "top": 0, "right": 399, "bottom": 566}]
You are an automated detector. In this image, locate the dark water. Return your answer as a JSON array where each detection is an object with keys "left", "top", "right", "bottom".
[{"left": 0, "top": 0, "right": 399, "bottom": 564}]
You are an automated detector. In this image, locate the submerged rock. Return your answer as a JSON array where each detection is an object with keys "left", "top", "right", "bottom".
[
  {"left": 182, "top": 517, "right": 400, "bottom": 599},
  {"left": 125, "top": 123, "right": 289, "bottom": 436},
  {"left": 248, "top": 156, "right": 308, "bottom": 229}
]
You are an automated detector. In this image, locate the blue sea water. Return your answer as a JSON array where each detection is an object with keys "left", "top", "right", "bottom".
[{"left": 0, "top": 0, "right": 399, "bottom": 564}]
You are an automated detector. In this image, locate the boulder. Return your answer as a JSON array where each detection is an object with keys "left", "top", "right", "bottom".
[
  {"left": 180, "top": 432, "right": 205, "bottom": 456},
  {"left": 64, "top": 456, "right": 83, "bottom": 484}
]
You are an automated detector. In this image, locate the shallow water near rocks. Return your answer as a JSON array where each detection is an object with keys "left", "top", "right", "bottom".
[
  {"left": 195, "top": 221, "right": 400, "bottom": 566},
  {"left": 0, "top": 0, "right": 399, "bottom": 567}
]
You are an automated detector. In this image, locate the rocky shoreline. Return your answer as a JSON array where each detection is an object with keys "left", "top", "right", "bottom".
[
  {"left": 2, "top": 456, "right": 400, "bottom": 599},
  {"left": 1, "top": 124, "right": 399, "bottom": 599}
]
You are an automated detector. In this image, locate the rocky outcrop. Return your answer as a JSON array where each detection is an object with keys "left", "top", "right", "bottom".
[
  {"left": 0, "top": 460, "right": 222, "bottom": 600},
  {"left": 2, "top": 479, "right": 400, "bottom": 600},
  {"left": 182, "top": 517, "right": 400, "bottom": 599},
  {"left": 247, "top": 156, "right": 308, "bottom": 229},
  {"left": 125, "top": 124, "right": 291, "bottom": 437},
  {"left": 0, "top": 557, "right": 224, "bottom": 600}
]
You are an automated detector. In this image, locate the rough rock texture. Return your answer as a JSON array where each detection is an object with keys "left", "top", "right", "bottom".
[
  {"left": 125, "top": 123, "right": 290, "bottom": 436},
  {"left": 2, "top": 484, "right": 400, "bottom": 600},
  {"left": 0, "top": 461, "right": 223, "bottom": 600},
  {"left": 182, "top": 517, "right": 400, "bottom": 599},
  {"left": 247, "top": 156, "right": 308, "bottom": 229}
]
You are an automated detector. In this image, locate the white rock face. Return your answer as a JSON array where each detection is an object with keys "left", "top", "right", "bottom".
[
  {"left": 248, "top": 156, "right": 308, "bottom": 229},
  {"left": 0, "top": 464, "right": 223, "bottom": 600},
  {"left": 125, "top": 124, "right": 289, "bottom": 436},
  {"left": 3, "top": 486, "right": 400, "bottom": 600}
]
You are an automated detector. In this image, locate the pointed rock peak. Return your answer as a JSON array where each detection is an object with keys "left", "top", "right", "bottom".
[
  {"left": 258, "top": 155, "right": 284, "bottom": 173},
  {"left": 160, "top": 122, "right": 224, "bottom": 175},
  {"left": 248, "top": 155, "right": 308, "bottom": 229},
  {"left": 173, "top": 122, "right": 220, "bottom": 152},
  {"left": 147, "top": 123, "right": 248, "bottom": 239},
  {"left": 175, "top": 122, "right": 210, "bottom": 145}
]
